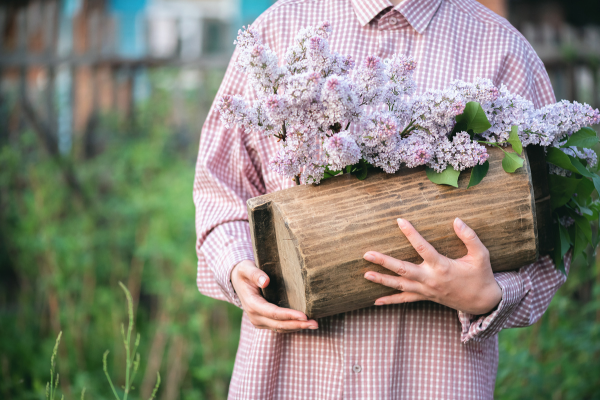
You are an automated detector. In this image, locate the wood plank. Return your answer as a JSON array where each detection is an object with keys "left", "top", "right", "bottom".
[{"left": 249, "top": 146, "right": 545, "bottom": 318}]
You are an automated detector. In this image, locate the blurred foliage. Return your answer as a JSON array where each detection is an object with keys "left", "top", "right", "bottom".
[
  {"left": 0, "top": 68, "right": 243, "bottom": 400},
  {"left": 496, "top": 254, "right": 600, "bottom": 399},
  {"left": 0, "top": 67, "right": 599, "bottom": 400}
]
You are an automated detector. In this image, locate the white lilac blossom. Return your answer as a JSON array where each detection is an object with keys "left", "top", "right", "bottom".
[{"left": 219, "top": 22, "right": 600, "bottom": 185}]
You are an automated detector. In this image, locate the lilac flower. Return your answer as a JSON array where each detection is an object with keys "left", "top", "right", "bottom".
[
  {"left": 320, "top": 75, "right": 361, "bottom": 126},
  {"left": 221, "top": 23, "right": 599, "bottom": 185},
  {"left": 264, "top": 94, "right": 289, "bottom": 125},
  {"left": 562, "top": 146, "right": 598, "bottom": 168},
  {"left": 360, "top": 111, "right": 399, "bottom": 147},
  {"left": 559, "top": 216, "right": 575, "bottom": 228},
  {"left": 483, "top": 86, "right": 533, "bottom": 143},
  {"left": 450, "top": 78, "right": 499, "bottom": 105},
  {"left": 409, "top": 89, "right": 466, "bottom": 139},
  {"left": 398, "top": 134, "right": 433, "bottom": 168},
  {"left": 353, "top": 56, "right": 387, "bottom": 106},
  {"left": 323, "top": 132, "right": 361, "bottom": 171},
  {"left": 234, "top": 27, "right": 286, "bottom": 96}
]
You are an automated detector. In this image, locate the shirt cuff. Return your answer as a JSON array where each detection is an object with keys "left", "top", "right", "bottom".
[
  {"left": 201, "top": 221, "right": 255, "bottom": 308},
  {"left": 458, "top": 271, "right": 524, "bottom": 343},
  {"left": 214, "top": 241, "right": 255, "bottom": 308}
]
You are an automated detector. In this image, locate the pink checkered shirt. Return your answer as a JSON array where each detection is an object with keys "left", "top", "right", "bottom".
[{"left": 193, "top": 0, "right": 571, "bottom": 398}]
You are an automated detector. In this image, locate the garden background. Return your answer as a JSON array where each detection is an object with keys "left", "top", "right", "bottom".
[{"left": 0, "top": 0, "right": 599, "bottom": 399}]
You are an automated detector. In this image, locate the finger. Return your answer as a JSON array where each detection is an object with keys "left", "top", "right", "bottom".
[
  {"left": 374, "top": 292, "right": 428, "bottom": 305},
  {"left": 453, "top": 218, "right": 489, "bottom": 262},
  {"left": 363, "top": 251, "right": 423, "bottom": 282},
  {"left": 363, "top": 271, "right": 422, "bottom": 293},
  {"left": 397, "top": 218, "right": 439, "bottom": 264},
  {"left": 236, "top": 261, "right": 271, "bottom": 289},
  {"left": 250, "top": 266, "right": 270, "bottom": 289},
  {"left": 246, "top": 292, "right": 309, "bottom": 322},
  {"left": 254, "top": 315, "right": 319, "bottom": 333}
]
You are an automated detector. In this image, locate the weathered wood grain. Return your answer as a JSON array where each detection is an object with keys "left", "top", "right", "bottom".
[{"left": 248, "top": 146, "right": 553, "bottom": 319}]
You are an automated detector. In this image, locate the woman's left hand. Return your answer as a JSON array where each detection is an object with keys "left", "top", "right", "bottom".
[{"left": 363, "top": 217, "right": 502, "bottom": 315}]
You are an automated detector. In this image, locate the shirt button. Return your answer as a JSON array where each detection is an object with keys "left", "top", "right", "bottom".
[
  {"left": 352, "top": 364, "right": 362, "bottom": 373},
  {"left": 388, "top": 17, "right": 398, "bottom": 25}
]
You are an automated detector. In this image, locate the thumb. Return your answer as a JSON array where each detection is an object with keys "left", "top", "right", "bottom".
[
  {"left": 251, "top": 267, "right": 270, "bottom": 289},
  {"left": 453, "top": 218, "right": 488, "bottom": 260}
]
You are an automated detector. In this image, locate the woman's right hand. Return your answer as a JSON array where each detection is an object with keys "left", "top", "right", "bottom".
[{"left": 231, "top": 260, "right": 319, "bottom": 333}]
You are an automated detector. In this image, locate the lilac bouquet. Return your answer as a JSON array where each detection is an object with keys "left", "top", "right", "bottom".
[{"left": 218, "top": 22, "right": 600, "bottom": 269}]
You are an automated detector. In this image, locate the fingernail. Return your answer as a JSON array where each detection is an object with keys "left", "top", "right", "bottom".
[
  {"left": 397, "top": 218, "right": 407, "bottom": 229},
  {"left": 258, "top": 276, "right": 267, "bottom": 287},
  {"left": 308, "top": 325, "right": 318, "bottom": 330},
  {"left": 365, "top": 272, "right": 375, "bottom": 280},
  {"left": 364, "top": 253, "right": 375, "bottom": 262},
  {"left": 296, "top": 315, "right": 307, "bottom": 321},
  {"left": 455, "top": 217, "right": 466, "bottom": 231},
  {"left": 374, "top": 300, "right": 383, "bottom": 306}
]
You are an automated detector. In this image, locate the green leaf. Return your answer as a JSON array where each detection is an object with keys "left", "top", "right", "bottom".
[
  {"left": 356, "top": 167, "right": 368, "bottom": 180},
  {"left": 558, "top": 222, "right": 571, "bottom": 259},
  {"left": 569, "top": 156, "right": 600, "bottom": 196},
  {"left": 546, "top": 148, "right": 580, "bottom": 174},
  {"left": 571, "top": 212, "right": 593, "bottom": 244},
  {"left": 563, "top": 127, "right": 599, "bottom": 148},
  {"left": 467, "top": 161, "right": 489, "bottom": 188},
  {"left": 548, "top": 175, "right": 581, "bottom": 209},
  {"left": 352, "top": 158, "right": 369, "bottom": 180},
  {"left": 501, "top": 151, "right": 524, "bottom": 173},
  {"left": 426, "top": 166, "right": 461, "bottom": 187},
  {"left": 576, "top": 177, "right": 595, "bottom": 200},
  {"left": 322, "top": 167, "right": 342, "bottom": 180},
  {"left": 507, "top": 125, "right": 523, "bottom": 155},
  {"left": 454, "top": 101, "right": 491, "bottom": 134}
]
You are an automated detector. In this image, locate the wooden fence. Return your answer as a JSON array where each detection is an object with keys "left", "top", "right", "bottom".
[
  {"left": 0, "top": 1, "right": 598, "bottom": 161},
  {"left": 0, "top": 0, "right": 231, "bottom": 159}
]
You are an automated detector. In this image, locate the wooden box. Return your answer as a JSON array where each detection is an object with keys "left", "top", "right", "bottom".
[{"left": 247, "top": 146, "right": 553, "bottom": 319}]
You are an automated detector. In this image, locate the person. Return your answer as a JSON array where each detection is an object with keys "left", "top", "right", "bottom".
[{"left": 193, "top": 0, "right": 570, "bottom": 398}]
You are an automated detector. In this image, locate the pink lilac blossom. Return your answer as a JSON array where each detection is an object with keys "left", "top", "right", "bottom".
[
  {"left": 559, "top": 216, "right": 575, "bottom": 228},
  {"left": 220, "top": 22, "right": 599, "bottom": 185},
  {"left": 323, "top": 132, "right": 361, "bottom": 171},
  {"left": 482, "top": 86, "right": 533, "bottom": 143},
  {"left": 409, "top": 89, "right": 467, "bottom": 139},
  {"left": 353, "top": 56, "right": 388, "bottom": 106},
  {"left": 449, "top": 78, "right": 499, "bottom": 105},
  {"left": 320, "top": 75, "right": 361, "bottom": 127},
  {"left": 397, "top": 134, "right": 433, "bottom": 168},
  {"left": 234, "top": 27, "right": 286, "bottom": 96}
]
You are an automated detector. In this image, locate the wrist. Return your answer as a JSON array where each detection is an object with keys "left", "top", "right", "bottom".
[{"left": 478, "top": 282, "right": 502, "bottom": 315}]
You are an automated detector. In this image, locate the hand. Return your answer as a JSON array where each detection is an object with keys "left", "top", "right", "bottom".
[
  {"left": 363, "top": 218, "right": 502, "bottom": 315},
  {"left": 231, "top": 260, "right": 319, "bottom": 333}
]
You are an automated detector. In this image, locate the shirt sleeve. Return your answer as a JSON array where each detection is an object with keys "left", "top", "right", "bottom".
[
  {"left": 193, "top": 46, "right": 266, "bottom": 307},
  {"left": 458, "top": 39, "right": 568, "bottom": 343},
  {"left": 458, "top": 253, "right": 571, "bottom": 343}
]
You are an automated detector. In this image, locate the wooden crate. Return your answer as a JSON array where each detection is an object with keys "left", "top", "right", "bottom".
[{"left": 247, "top": 146, "right": 553, "bottom": 319}]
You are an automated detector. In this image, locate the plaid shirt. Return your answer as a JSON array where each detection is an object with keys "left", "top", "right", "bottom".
[{"left": 193, "top": 0, "right": 570, "bottom": 398}]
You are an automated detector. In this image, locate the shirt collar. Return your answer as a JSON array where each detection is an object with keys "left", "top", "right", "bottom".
[{"left": 350, "top": 0, "right": 442, "bottom": 34}]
